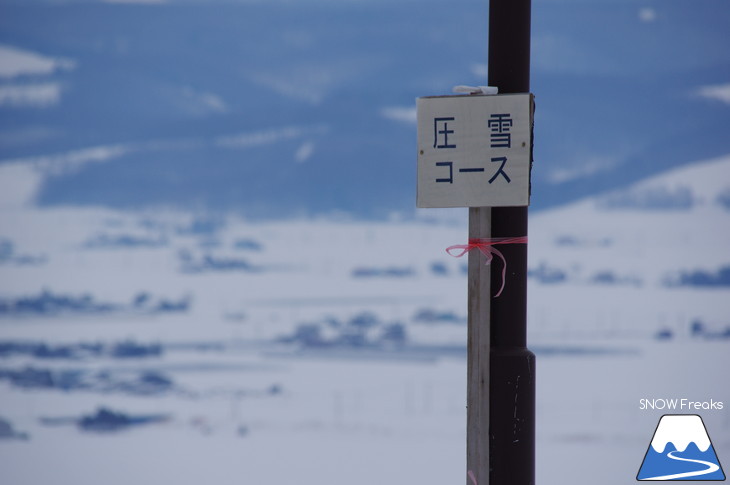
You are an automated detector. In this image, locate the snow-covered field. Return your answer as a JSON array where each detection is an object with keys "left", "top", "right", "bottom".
[{"left": 1, "top": 156, "right": 729, "bottom": 484}]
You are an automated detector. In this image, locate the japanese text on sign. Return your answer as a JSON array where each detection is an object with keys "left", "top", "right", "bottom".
[{"left": 416, "top": 93, "right": 534, "bottom": 208}]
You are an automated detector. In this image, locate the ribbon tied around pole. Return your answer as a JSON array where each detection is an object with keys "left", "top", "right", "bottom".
[
  {"left": 446, "top": 236, "right": 528, "bottom": 298},
  {"left": 467, "top": 470, "right": 479, "bottom": 485}
]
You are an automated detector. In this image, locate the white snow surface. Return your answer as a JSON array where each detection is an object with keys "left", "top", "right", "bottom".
[
  {"left": 0, "top": 45, "right": 74, "bottom": 79},
  {"left": 0, "top": 83, "right": 62, "bottom": 108},
  {"left": 696, "top": 83, "right": 730, "bottom": 105},
  {"left": 0, "top": 154, "right": 729, "bottom": 485},
  {"left": 381, "top": 106, "right": 417, "bottom": 124}
]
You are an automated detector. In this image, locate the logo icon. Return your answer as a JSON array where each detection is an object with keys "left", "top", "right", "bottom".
[{"left": 637, "top": 414, "right": 726, "bottom": 481}]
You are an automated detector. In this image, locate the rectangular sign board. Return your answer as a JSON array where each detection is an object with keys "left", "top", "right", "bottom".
[{"left": 417, "top": 93, "right": 534, "bottom": 208}]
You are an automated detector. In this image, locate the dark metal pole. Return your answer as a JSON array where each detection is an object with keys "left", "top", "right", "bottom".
[{"left": 487, "top": 0, "right": 535, "bottom": 484}]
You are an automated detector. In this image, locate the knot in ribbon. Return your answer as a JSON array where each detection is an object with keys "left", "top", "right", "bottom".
[{"left": 446, "top": 236, "right": 528, "bottom": 297}]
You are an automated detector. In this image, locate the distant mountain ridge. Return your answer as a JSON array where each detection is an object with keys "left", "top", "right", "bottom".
[{"left": 0, "top": 0, "right": 728, "bottom": 218}]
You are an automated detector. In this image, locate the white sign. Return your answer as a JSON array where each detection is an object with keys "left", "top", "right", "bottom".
[{"left": 417, "top": 93, "right": 534, "bottom": 208}]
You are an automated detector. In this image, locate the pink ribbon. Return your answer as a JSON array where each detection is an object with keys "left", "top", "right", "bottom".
[
  {"left": 468, "top": 470, "right": 479, "bottom": 485},
  {"left": 446, "top": 236, "right": 528, "bottom": 297}
]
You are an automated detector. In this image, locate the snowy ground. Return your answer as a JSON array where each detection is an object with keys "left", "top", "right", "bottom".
[{"left": 1, "top": 156, "right": 729, "bottom": 484}]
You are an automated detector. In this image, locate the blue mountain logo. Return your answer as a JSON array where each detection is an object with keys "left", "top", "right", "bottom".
[{"left": 637, "top": 414, "right": 726, "bottom": 481}]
